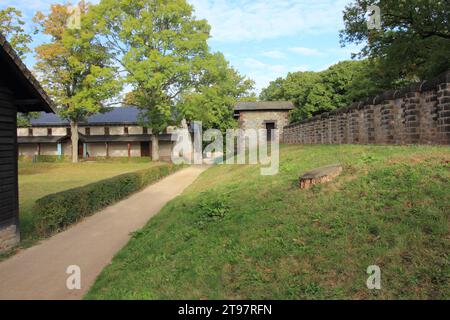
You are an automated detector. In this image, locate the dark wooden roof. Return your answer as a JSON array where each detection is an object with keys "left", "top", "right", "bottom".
[
  {"left": 0, "top": 33, "right": 56, "bottom": 113},
  {"left": 235, "top": 101, "right": 294, "bottom": 111}
]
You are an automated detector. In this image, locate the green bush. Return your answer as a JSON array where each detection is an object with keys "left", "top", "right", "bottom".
[
  {"left": 19, "top": 155, "right": 70, "bottom": 163},
  {"left": 33, "top": 164, "right": 184, "bottom": 236}
]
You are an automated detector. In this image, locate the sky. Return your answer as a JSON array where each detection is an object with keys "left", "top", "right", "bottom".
[{"left": 1, "top": 0, "right": 362, "bottom": 94}]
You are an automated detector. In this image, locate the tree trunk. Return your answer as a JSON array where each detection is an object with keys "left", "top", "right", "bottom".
[
  {"left": 71, "top": 121, "right": 79, "bottom": 163},
  {"left": 151, "top": 134, "right": 159, "bottom": 162}
]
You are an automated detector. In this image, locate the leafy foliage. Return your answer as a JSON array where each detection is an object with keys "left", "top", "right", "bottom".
[
  {"left": 17, "top": 112, "right": 40, "bottom": 127},
  {"left": 91, "top": 0, "right": 253, "bottom": 133},
  {"left": 340, "top": 0, "right": 450, "bottom": 83},
  {"left": 0, "top": 7, "right": 39, "bottom": 125},
  {"left": 33, "top": 2, "right": 121, "bottom": 122},
  {"left": 261, "top": 60, "right": 384, "bottom": 122},
  {"left": 33, "top": 1, "right": 122, "bottom": 162},
  {"left": 0, "top": 7, "right": 31, "bottom": 58},
  {"left": 178, "top": 53, "right": 254, "bottom": 131},
  {"left": 262, "top": 1, "right": 449, "bottom": 123}
]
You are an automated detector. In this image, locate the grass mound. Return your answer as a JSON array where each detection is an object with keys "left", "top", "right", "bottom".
[{"left": 86, "top": 145, "right": 449, "bottom": 300}]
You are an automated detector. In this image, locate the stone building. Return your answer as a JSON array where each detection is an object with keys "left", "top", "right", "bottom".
[
  {"left": 18, "top": 106, "right": 175, "bottom": 161},
  {"left": 0, "top": 33, "right": 56, "bottom": 252},
  {"left": 234, "top": 101, "right": 294, "bottom": 139}
]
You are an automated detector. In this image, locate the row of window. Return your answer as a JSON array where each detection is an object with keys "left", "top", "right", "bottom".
[{"left": 27, "top": 127, "right": 149, "bottom": 136}]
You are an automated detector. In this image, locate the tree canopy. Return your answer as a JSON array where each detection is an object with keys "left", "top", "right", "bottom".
[
  {"left": 34, "top": 2, "right": 121, "bottom": 122},
  {"left": 0, "top": 7, "right": 39, "bottom": 126},
  {"left": 0, "top": 7, "right": 32, "bottom": 58},
  {"left": 260, "top": 60, "right": 382, "bottom": 122},
  {"left": 90, "top": 0, "right": 253, "bottom": 135},
  {"left": 340, "top": 0, "right": 450, "bottom": 83},
  {"left": 33, "top": 1, "right": 122, "bottom": 162},
  {"left": 262, "top": 1, "right": 449, "bottom": 123},
  {"left": 178, "top": 52, "right": 254, "bottom": 131}
]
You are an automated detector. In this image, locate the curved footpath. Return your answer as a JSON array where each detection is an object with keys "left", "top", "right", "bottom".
[{"left": 0, "top": 166, "right": 208, "bottom": 300}]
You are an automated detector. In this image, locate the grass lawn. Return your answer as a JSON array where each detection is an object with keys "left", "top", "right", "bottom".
[
  {"left": 18, "top": 158, "right": 161, "bottom": 244},
  {"left": 86, "top": 145, "right": 450, "bottom": 300}
]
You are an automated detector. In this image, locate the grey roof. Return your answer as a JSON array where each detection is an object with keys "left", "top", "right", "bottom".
[
  {"left": 0, "top": 33, "right": 56, "bottom": 113},
  {"left": 81, "top": 134, "right": 173, "bottom": 143},
  {"left": 29, "top": 106, "right": 142, "bottom": 126},
  {"left": 81, "top": 134, "right": 151, "bottom": 143},
  {"left": 17, "top": 136, "right": 69, "bottom": 144},
  {"left": 235, "top": 101, "right": 294, "bottom": 111}
]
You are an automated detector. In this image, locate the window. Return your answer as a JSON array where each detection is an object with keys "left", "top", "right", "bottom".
[
  {"left": 105, "top": 127, "right": 110, "bottom": 135},
  {"left": 124, "top": 127, "right": 129, "bottom": 135},
  {"left": 143, "top": 127, "right": 148, "bottom": 134},
  {"left": 85, "top": 128, "right": 90, "bottom": 136},
  {"left": 47, "top": 128, "right": 52, "bottom": 136},
  {"left": 28, "top": 128, "right": 33, "bottom": 136}
]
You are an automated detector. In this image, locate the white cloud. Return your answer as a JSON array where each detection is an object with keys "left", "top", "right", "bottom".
[
  {"left": 190, "top": 0, "right": 349, "bottom": 42},
  {"left": 241, "top": 58, "right": 310, "bottom": 93},
  {"left": 1, "top": 0, "right": 54, "bottom": 11},
  {"left": 289, "top": 46, "right": 324, "bottom": 56},
  {"left": 293, "top": 64, "right": 310, "bottom": 71},
  {"left": 244, "top": 58, "right": 287, "bottom": 74},
  {"left": 0, "top": 0, "right": 100, "bottom": 18},
  {"left": 262, "top": 50, "right": 286, "bottom": 59}
]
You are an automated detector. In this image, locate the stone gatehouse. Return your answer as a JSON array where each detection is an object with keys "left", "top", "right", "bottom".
[{"left": 234, "top": 101, "right": 294, "bottom": 139}]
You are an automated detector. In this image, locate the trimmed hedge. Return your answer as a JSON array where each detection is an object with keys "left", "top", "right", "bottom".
[
  {"left": 33, "top": 164, "right": 184, "bottom": 236},
  {"left": 19, "top": 155, "right": 70, "bottom": 163}
]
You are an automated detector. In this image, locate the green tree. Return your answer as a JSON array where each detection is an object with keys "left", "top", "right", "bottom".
[
  {"left": 34, "top": 2, "right": 121, "bottom": 162},
  {"left": 260, "top": 60, "right": 384, "bottom": 122},
  {"left": 340, "top": 0, "right": 450, "bottom": 83},
  {"left": 0, "top": 7, "right": 32, "bottom": 58},
  {"left": 91, "top": 0, "right": 213, "bottom": 161},
  {"left": 0, "top": 7, "right": 39, "bottom": 125},
  {"left": 260, "top": 77, "right": 286, "bottom": 102},
  {"left": 178, "top": 53, "right": 254, "bottom": 132}
]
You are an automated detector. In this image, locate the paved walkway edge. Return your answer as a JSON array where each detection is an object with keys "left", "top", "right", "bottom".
[{"left": 0, "top": 166, "right": 207, "bottom": 300}]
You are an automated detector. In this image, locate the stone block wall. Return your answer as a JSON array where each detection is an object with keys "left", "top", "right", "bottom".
[
  {"left": 238, "top": 110, "right": 290, "bottom": 137},
  {"left": 0, "top": 225, "right": 19, "bottom": 252},
  {"left": 283, "top": 70, "right": 450, "bottom": 146}
]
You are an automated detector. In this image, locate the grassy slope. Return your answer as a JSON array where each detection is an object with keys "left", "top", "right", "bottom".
[
  {"left": 86, "top": 145, "right": 450, "bottom": 300},
  {"left": 18, "top": 159, "right": 160, "bottom": 242}
]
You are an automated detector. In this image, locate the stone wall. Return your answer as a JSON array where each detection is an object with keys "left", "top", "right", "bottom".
[
  {"left": 283, "top": 70, "right": 450, "bottom": 146},
  {"left": 238, "top": 110, "right": 290, "bottom": 137},
  {"left": 0, "top": 224, "right": 19, "bottom": 252}
]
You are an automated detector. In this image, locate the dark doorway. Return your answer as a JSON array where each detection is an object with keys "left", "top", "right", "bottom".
[
  {"left": 141, "top": 141, "right": 150, "bottom": 157},
  {"left": 78, "top": 141, "right": 84, "bottom": 157},
  {"left": 265, "top": 122, "right": 275, "bottom": 141}
]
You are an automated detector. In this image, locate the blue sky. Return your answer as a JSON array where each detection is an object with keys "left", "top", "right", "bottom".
[{"left": 1, "top": 0, "right": 361, "bottom": 94}]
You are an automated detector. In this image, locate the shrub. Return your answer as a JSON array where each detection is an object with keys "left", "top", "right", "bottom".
[
  {"left": 19, "top": 155, "right": 70, "bottom": 163},
  {"left": 33, "top": 164, "right": 184, "bottom": 236}
]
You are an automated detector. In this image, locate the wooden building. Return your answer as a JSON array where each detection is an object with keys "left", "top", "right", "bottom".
[
  {"left": 0, "top": 33, "right": 56, "bottom": 252},
  {"left": 17, "top": 106, "right": 175, "bottom": 161}
]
